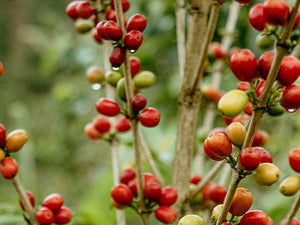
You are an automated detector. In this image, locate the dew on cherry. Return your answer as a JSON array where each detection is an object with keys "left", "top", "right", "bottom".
[
  {"left": 112, "top": 66, "right": 120, "bottom": 71},
  {"left": 129, "top": 50, "right": 136, "bottom": 53},
  {"left": 287, "top": 108, "right": 298, "bottom": 113}
]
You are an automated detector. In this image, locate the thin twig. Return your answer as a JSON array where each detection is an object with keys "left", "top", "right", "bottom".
[
  {"left": 282, "top": 191, "right": 300, "bottom": 225},
  {"left": 176, "top": 0, "right": 186, "bottom": 79}
]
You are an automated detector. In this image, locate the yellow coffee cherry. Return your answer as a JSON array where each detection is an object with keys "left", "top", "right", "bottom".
[
  {"left": 226, "top": 122, "right": 246, "bottom": 147},
  {"left": 5, "top": 129, "right": 29, "bottom": 153},
  {"left": 0, "top": 148, "right": 5, "bottom": 161},
  {"left": 279, "top": 176, "right": 300, "bottom": 196},
  {"left": 253, "top": 163, "right": 280, "bottom": 186},
  {"left": 178, "top": 215, "right": 205, "bottom": 225},
  {"left": 212, "top": 204, "right": 232, "bottom": 220}
]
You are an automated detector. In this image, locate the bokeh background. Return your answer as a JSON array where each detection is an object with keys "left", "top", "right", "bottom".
[{"left": 0, "top": 0, "right": 299, "bottom": 224}]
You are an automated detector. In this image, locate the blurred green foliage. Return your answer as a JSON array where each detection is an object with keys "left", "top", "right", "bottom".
[{"left": 0, "top": 0, "right": 299, "bottom": 224}]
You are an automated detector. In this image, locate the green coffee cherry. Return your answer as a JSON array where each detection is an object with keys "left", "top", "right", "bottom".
[
  {"left": 116, "top": 78, "right": 135, "bottom": 102},
  {"left": 133, "top": 71, "right": 156, "bottom": 88},
  {"left": 105, "top": 70, "right": 123, "bottom": 87}
]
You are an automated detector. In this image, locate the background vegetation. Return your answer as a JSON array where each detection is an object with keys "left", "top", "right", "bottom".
[{"left": 0, "top": 0, "right": 299, "bottom": 224}]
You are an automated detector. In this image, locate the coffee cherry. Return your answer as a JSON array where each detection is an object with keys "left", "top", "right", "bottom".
[
  {"left": 279, "top": 176, "right": 300, "bottom": 196},
  {"left": 74, "top": 20, "right": 93, "bottom": 34},
  {"left": 254, "top": 147, "right": 273, "bottom": 163},
  {"left": 110, "top": 0, "right": 130, "bottom": 13},
  {"left": 155, "top": 206, "right": 177, "bottom": 224},
  {"left": 202, "top": 86, "right": 224, "bottom": 102},
  {"left": 253, "top": 163, "right": 280, "bottom": 186},
  {"left": 267, "top": 217, "right": 275, "bottom": 225},
  {"left": 105, "top": 70, "right": 123, "bottom": 87},
  {"left": 19, "top": 191, "right": 35, "bottom": 211},
  {"left": 84, "top": 123, "right": 103, "bottom": 140},
  {"left": 203, "top": 140, "right": 224, "bottom": 161},
  {"left": 208, "top": 42, "right": 226, "bottom": 60},
  {"left": 230, "top": 49, "right": 258, "bottom": 82},
  {"left": 96, "top": 21, "right": 110, "bottom": 40},
  {"left": 76, "top": 1, "right": 94, "bottom": 19},
  {"left": 55, "top": 206, "right": 72, "bottom": 224},
  {"left": 277, "top": 56, "right": 300, "bottom": 86},
  {"left": 127, "top": 178, "right": 138, "bottom": 195},
  {"left": 91, "top": 28, "right": 103, "bottom": 44},
  {"left": 279, "top": 218, "right": 300, "bottom": 225},
  {"left": 160, "top": 186, "right": 178, "bottom": 206},
  {"left": 115, "top": 116, "right": 131, "bottom": 132},
  {"left": 289, "top": 148, "right": 300, "bottom": 172},
  {"left": 120, "top": 167, "right": 136, "bottom": 184},
  {"left": 36, "top": 207, "right": 55, "bottom": 225},
  {"left": 42, "top": 193, "right": 64, "bottom": 213},
  {"left": 229, "top": 188, "right": 253, "bottom": 216},
  {"left": 293, "top": 12, "right": 300, "bottom": 30},
  {"left": 212, "top": 204, "right": 232, "bottom": 219},
  {"left": 267, "top": 103, "right": 286, "bottom": 116},
  {"left": 127, "top": 14, "right": 147, "bottom": 32},
  {"left": 133, "top": 71, "right": 156, "bottom": 88},
  {"left": 145, "top": 182, "right": 162, "bottom": 203},
  {"left": 111, "top": 184, "right": 133, "bottom": 206},
  {"left": 86, "top": 65, "right": 105, "bottom": 84},
  {"left": 129, "top": 56, "right": 141, "bottom": 77},
  {"left": 208, "top": 184, "right": 227, "bottom": 204},
  {"left": 256, "top": 34, "right": 274, "bottom": 51},
  {"left": 0, "top": 148, "right": 5, "bottom": 162},
  {"left": 116, "top": 78, "right": 135, "bottom": 102},
  {"left": 66, "top": 1, "right": 80, "bottom": 20},
  {"left": 258, "top": 51, "right": 274, "bottom": 80},
  {"left": 227, "top": 122, "right": 246, "bottom": 147},
  {"left": 0, "top": 124, "right": 6, "bottom": 147},
  {"left": 124, "top": 30, "right": 143, "bottom": 52},
  {"left": 131, "top": 94, "right": 147, "bottom": 112},
  {"left": 206, "top": 132, "right": 232, "bottom": 158},
  {"left": 104, "top": 21, "right": 123, "bottom": 41},
  {"left": 109, "top": 46, "right": 126, "bottom": 68},
  {"left": 240, "top": 210, "right": 269, "bottom": 225},
  {"left": 92, "top": 115, "right": 111, "bottom": 133},
  {"left": 0, "top": 157, "right": 18, "bottom": 180},
  {"left": 5, "top": 129, "right": 28, "bottom": 153},
  {"left": 263, "top": 0, "right": 290, "bottom": 26},
  {"left": 139, "top": 107, "right": 160, "bottom": 127},
  {"left": 190, "top": 175, "right": 202, "bottom": 185},
  {"left": 240, "top": 147, "right": 261, "bottom": 171},
  {"left": 248, "top": 4, "right": 267, "bottom": 31},
  {"left": 96, "top": 98, "right": 120, "bottom": 117},
  {"left": 280, "top": 84, "right": 300, "bottom": 112},
  {"left": 178, "top": 215, "right": 205, "bottom": 225},
  {"left": 255, "top": 80, "right": 265, "bottom": 98},
  {"left": 252, "top": 130, "right": 269, "bottom": 147}
]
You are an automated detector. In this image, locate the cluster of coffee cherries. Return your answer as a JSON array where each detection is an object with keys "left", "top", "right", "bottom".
[
  {"left": 0, "top": 124, "right": 28, "bottom": 180},
  {"left": 21, "top": 192, "right": 72, "bottom": 225},
  {"left": 110, "top": 167, "right": 178, "bottom": 224}
]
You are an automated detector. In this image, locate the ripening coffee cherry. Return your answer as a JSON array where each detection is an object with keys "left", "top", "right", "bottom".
[
  {"left": 208, "top": 42, "right": 226, "bottom": 60},
  {"left": 0, "top": 124, "right": 6, "bottom": 147},
  {"left": 42, "top": 193, "right": 64, "bottom": 213},
  {"left": 110, "top": 0, "right": 130, "bottom": 13},
  {"left": 5, "top": 129, "right": 28, "bottom": 153},
  {"left": 212, "top": 204, "right": 232, "bottom": 219},
  {"left": 226, "top": 122, "right": 246, "bottom": 147},
  {"left": 115, "top": 116, "right": 131, "bottom": 132},
  {"left": 84, "top": 123, "right": 103, "bottom": 140},
  {"left": 0, "top": 157, "right": 18, "bottom": 180},
  {"left": 75, "top": 1, "right": 94, "bottom": 19},
  {"left": 144, "top": 182, "right": 162, "bottom": 203},
  {"left": 178, "top": 215, "right": 205, "bottom": 225},
  {"left": 96, "top": 21, "right": 110, "bottom": 40},
  {"left": 92, "top": 115, "right": 111, "bottom": 133},
  {"left": 0, "top": 148, "right": 5, "bottom": 162},
  {"left": 240, "top": 147, "right": 261, "bottom": 171},
  {"left": 253, "top": 163, "right": 280, "bottom": 186},
  {"left": 133, "top": 71, "right": 156, "bottom": 88},
  {"left": 96, "top": 98, "right": 120, "bottom": 117},
  {"left": 19, "top": 191, "right": 35, "bottom": 211},
  {"left": 104, "top": 21, "right": 123, "bottom": 41},
  {"left": 86, "top": 65, "right": 105, "bottom": 84},
  {"left": 55, "top": 206, "right": 73, "bottom": 225},
  {"left": 206, "top": 132, "right": 232, "bottom": 158},
  {"left": 139, "top": 107, "right": 160, "bottom": 127},
  {"left": 254, "top": 147, "right": 273, "bottom": 163},
  {"left": 258, "top": 51, "right": 274, "bottom": 80},
  {"left": 155, "top": 206, "right": 177, "bottom": 224},
  {"left": 202, "top": 86, "right": 224, "bottom": 102},
  {"left": 203, "top": 139, "right": 224, "bottom": 161},
  {"left": 109, "top": 46, "right": 126, "bottom": 68},
  {"left": 91, "top": 28, "right": 103, "bottom": 44},
  {"left": 36, "top": 207, "right": 55, "bottom": 225},
  {"left": 208, "top": 184, "right": 227, "bottom": 204},
  {"left": 105, "top": 70, "right": 122, "bottom": 87},
  {"left": 252, "top": 130, "right": 269, "bottom": 147},
  {"left": 263, "top": 0, "right": 290, "bottom": 26},
  {"left": 229, "top": 188, "right": 253, "bottom": 216},
  {"left": 124, "top": 30, "right": 143, "bottom": 52},
  {"left": 218, "top": 89, "right": 248, "bottom": 118},
  {"left": 279, "top": 176, "right": 300, "bottom": 196},
  {"left": 160, "top": 186, "right": 178, "bottom": 206},
  {"left": 120, "top": 167, "right": 136, "bottom": 184},
  {"left": 289, "top": 148, "right": 300, "bottom": 172},
  {"left": 66, "top": 1, "right": 80, "bottom": 20},
  {"left": 111, "top": 184, "right": 133, "bottom": 206},
  {"left": 131, "top": 94, "right": 147, "bottom": 112},
  {"left": 129, "top": 56, "right": 141, "bottom": 77},
  {"left": 248, "top": 4, "right": 267, "bottom": 31},
  {"left": 240, "top": 210, "right": 269, "bottom": 225},
  {"left": 127, "top": 14, "right": 147, "bottom": 32},
  {"left": 280, "top": 84, "right": 300, "bottom": 112},
  {"left": 277, "top": 56, "right": 300, "bottom": 86}
]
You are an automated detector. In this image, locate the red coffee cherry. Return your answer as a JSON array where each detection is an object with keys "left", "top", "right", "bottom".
[
  {"left": 139, "top": 107, "right": 160, "bottom": 127},
  {"left": 84, "top": 123, "right": 103, "bottom": 140},
  {"left": 289, "top": 148, "right": 300, "bottom": 173},
  {"left": 201, "top": 182, "right": 215, "bottom": 199},
  {"left": 229, "top": 188, "right": 253, "bottom": 216},
  {"left": 109, "top": 46, "right": 126, "bottom": 68},
  {"left": 243, "top": 101, "right": 253, "bottom": 116},
  {"left": 104, "top": 21, "right": 123, "bottom": 41},
  {"left": 237, "top": 81, "right": 251, "bottom": 91},
  {"left": 203, "top": 139, "right": 224, "bottom": 161},
  {"left": 124, "top": 30, "right": 143, "bottom": 52},
  {"left": 131, "top": 94, "right": 147, "bottom": 112},
  {"left": 208, "top": 184, "right": 227, "bottom": 204},
  {"left": 36, "top": 207, "right": 55, "bottom": 225},
  {"left": 208, "top": 42, "right": 226, "bottom": 60},
  {"left": 222, "top": 223, "right": 234, "bottom": 225},
  {"left": 96, "top": 98, "right": 120, "bottom": 117},
  {"left": 202, "top": 86, "right": 224, "bottom": 102},
  {"left": 190, "top": 175, "right": 202, "bottom": 185},
  {"left": 0, "top": 124, "right": 6, "bottom": 147},
  {"left": 252, "top": 130, "right": 269, "bottom": 147},
  {"left": 258, "top": 51, "right": 274, "bottom": 80},
  {"left": 267, "top": 217, "right": 275, "bottom": 225},
  {"left": 254, "top": 147, "right": 273, "bottom": 163},
  {"left": 54, "top": 206, "right": 73, "bottom": 225},
  {"left": 111, "top": 184, "right": 133, "bottom": 206},
  {"left": 42, "top": 193, "right": 64, "bottom": 213},
  {"left": 127, "top": 14, "right": 147, "bottom": 32},
  {"left": 280, "top": 84, "right": 300, "bottom": 112},
  {"left": 263, "top": 0, "right": 290, "bottom": 26},
  {"left": 293, "top": 12, "right": 300, "bottom": 30},
  {"left": 65, "top": 1, "right": 80, "bottom": 20},
  {"left": 277, "top": 56, "right": 300, "bottom": 86},
  {"left": 120, "top": 167, "right": 136, "bottom": 184},
  {"left": 154, "top": 206, "right": 177, "bottom": 224},
  {"left": 240, "top": 210, "right": 269, "bottom": 225},
  {"left": 143, "top": 172, "right": 157, "bottom": 186},
  {"left": 279, "top": 218, "right": 300, "bottom": 225},
  {"left": 160, "top": 186, "right": 178, "bottom": 206},
  {"left": 96, "top": 21, "right": 110, "bottom": 40},
  {"left": 144, "top": 182, "right": 162, "bottom": 203},
  {"left": 19, "top": 191, "right": 35, "bottom": 211},
  {"left": 255, "top": 80, "right": 265, "bottom": 98},
  {"left": 0, "top": 157, "right": 18, "bottom": 180},
  {"left": 240, "top": 147, "right": 261, "bottom": 171},
  {"left": 115, "top": 116, "right": 131, "bottom": 132},
  {"left": 205, "top": 132, "right": 232, "bottom": 159},
  {"left": 91, "top": 28, "right": 103, "bottom": 44},
  {"left": 127, "top": 178, "right": 138, "bottom": 195},
  {"left": 129, "top": 56, "right": 141, "bottom": 77},
  {"left": 110, "top": 0, "right": 130, "bottom": 13},
  {"left": 230, "top": 49, "right": 258, "bottom": 82},
  {"left": 92, "top": 115, "right": 111, "bottom": 133},
  {"left": 248, "top": 4, "right": 267, "bottom": 31},
  {"left": 75, "top": 1, "right": 94, "bottom": 19}
]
